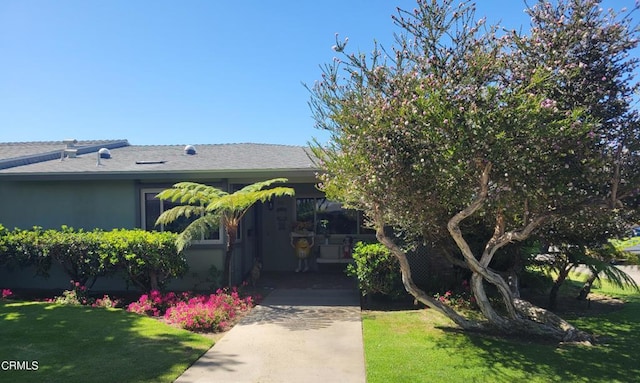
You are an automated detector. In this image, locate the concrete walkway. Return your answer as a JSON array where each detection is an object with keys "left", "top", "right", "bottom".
[{"left": 174, "top": 288, "right": 366, "bottom": 383}]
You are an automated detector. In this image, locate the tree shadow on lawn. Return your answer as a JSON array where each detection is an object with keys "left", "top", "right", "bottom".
[
  {"left": 0, "top": 301, "right": 216, "bottom": 383},
  {"left": 434, "top": 298, "right": 640, "bottom": 383}
]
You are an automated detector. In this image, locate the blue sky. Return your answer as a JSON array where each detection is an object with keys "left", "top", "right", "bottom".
[{"left": 0, "top": 1, "right": 634, "bottom": 146}]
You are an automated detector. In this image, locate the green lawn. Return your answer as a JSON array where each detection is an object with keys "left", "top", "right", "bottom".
[
  {"left": 0, "top": 301, "right": 214, "bottom": 383},
  {"left": 610, "top": 236, "right": 640, "bottom": 250},
  {"left": 363, "top": 285, "right": 640, "bottom": 383}
]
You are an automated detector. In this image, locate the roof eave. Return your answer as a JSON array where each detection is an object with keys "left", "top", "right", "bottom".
[{"left": 0, "top": 167, "right": 320, "bottom": 182}]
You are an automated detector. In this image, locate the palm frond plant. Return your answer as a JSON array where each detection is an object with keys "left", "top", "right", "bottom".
[{"left": 156, "top": 178, "right": 295, "bottom": 286}]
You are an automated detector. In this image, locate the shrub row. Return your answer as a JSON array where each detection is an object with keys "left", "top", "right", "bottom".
[{"left": 0, "top": 225, "right": 187, "bottom": 291}]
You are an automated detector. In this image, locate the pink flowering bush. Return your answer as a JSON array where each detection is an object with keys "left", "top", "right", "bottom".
[
  {"left": 92, "top": 295, "right": 120, "bottom": 309},
  {"left": 165, "top": 289, "right": 254, "bottom": 332},
  {"left": 1, "top": 288, "right": 13, "bottom": 300},
  {"left": 127, "top": 288, "right": 255, "bottom": 332},
  {"left": 126, "top": 290, "right": 186, "bottom": 317},
  {"left": 53, "top": 280, "right": 90, "bottom": 305},
  {"left": 50, "top": 280, "right": 120, "bottom": 308},
  {"left": 433, "top": 280, "right": 477, "bottom": 311}
]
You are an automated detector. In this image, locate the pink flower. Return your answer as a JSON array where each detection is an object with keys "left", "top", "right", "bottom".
[
  {"left": 540, "top": 98, "right": 556, "bottom": 109},
  {"left": 2, "top": 289, "right": 13, "bottom": 299},
  {"left": 127, "top": 287, "right": 256, "bottom": 332}
]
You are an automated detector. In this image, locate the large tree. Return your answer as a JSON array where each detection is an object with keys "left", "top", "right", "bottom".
[
  {"left": 155, "top": 178, "right": 295, "bottom": 286},
  {"left": 513, "top": 0, "right": 640, "bottom": 308},
  {"left": 310, "top": 0, "right": 639, "bottom": 342}
]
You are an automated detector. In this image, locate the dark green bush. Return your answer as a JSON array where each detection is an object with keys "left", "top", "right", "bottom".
[
  {"left": 2, "top": 227, "right": 51, "bottom": 277},
  {"left": 0, "top": 227, "right": 187, "bottom": 291},
  {"left": 100, "top": 229, "right": 187, "bottom": 291},
  {"left": 346, "top": 242, "right": 405, "bottom": 299},
  {"left": 42, "top": 226, "right": 107, "bottom": 287}
]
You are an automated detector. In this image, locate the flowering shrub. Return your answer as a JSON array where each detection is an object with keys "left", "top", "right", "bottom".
[
  {"left": 126, "top": 290, "right": 186, "bottom": 317},
  {"left": 127, "top": 288, "right": 255, "bottom": 332},
  {"left": 48, "top": 280, "right": 119, "bottom": 308},
  {"left": 1, "top": 288, "right": 13, "bottom": 300},
  {"left": 433, "top": 280, "right": 477, "bottom": 311},
  {"left": 53, "top": 280, "right": 89, "bottom": 305},
  {"left": 165, "top": 289, "right": 254, "bottom": 332},
  {"left": 92, "top": 295, "right": 120, "bottom": 309}
]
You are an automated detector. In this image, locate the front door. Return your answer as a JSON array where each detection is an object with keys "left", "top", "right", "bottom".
[{"left": 260, "top": 196, "right": 298, "bottom": 271}]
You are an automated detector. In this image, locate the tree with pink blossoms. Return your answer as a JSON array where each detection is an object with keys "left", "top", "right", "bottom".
[{"left": 310, "top": 0, "right": 639, "bottom": 342}]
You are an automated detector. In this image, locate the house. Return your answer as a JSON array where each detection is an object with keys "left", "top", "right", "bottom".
[{"left": 0, "top": 139, "right": 376, "bottom": 290}]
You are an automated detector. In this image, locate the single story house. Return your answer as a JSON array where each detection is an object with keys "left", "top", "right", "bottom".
[{"left": 0, "top": 139, "right": 376, "bottom": 290}]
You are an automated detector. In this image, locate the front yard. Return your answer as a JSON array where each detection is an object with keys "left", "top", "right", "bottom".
[
  {"left": 362, "top": 282, "right": 640, "bottom": 383},
  {"left": 0, "top": 301, "right": 214, "bottom": 383},
  {"left": 2, "top": 275, "right": 639, "bottom": 382}
]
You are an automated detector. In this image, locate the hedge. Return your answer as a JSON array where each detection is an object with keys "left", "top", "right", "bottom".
[{"left": 0, "top": 226, "right": 187, "bottom": 291}]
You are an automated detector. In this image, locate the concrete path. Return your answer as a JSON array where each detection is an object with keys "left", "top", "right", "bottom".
[
  {"left": 617, "top": 265, "right": 640, "bottom": 285},
  {"left": 174, "top": 288, "right": 366, "bottom": 383}
]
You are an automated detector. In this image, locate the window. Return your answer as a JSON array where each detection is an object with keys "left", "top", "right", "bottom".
[
  {"left": 141, "top": 189, "right": 222, "bottom": 243},
  {"left": 295, "top": 197, "right": 373, "bottom": 235}
]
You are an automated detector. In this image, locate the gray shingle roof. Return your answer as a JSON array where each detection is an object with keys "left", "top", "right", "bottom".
[
  {"left": 0, "top": 140, "right": 129, "bottom": 170},
  {"left": 0, "top": 141, "right": 319, "bottom": 176}
]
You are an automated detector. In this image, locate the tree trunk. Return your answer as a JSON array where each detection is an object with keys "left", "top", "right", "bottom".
[
  {"left": 549, "top": 264, "right": 571, "bottom": 310},
  {"left": 149, "top": 270, "right": 159, "bottom": 291},
  {"left": 375, "top": 222, "right": 485, "bottom": 332},
  {"left": 577, "top": 272, "right": 598, "bottom": 300},
  {"left": 507, "top": 246, "right": 524, "bottom": 298},
  {"left": 223, "top": 248, "right": 232, "bottom": 287},
  {"left": 441, "top": 164, "right": 594, "bottom": 343},
  {"left": 222, "top": 223, "right": 238, "bottom": 287}
]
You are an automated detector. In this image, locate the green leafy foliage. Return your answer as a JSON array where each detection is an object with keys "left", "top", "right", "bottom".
[
  {"left": 99, "top": 229, "right": 186, "bottom": 291},
  {"left": 1, "top": 226, "right": 51, "bottom": 277},
  {"left": 41, "top": 226, "right": 106, "bottom": 287},
  {"left": 0, "top": 227, "right": 186, "bottom": 291},
  {"left": 347, "top": 242, "right": 405, "bottom": 299},
  {"left": 156, "top": 178, "right": 295, "bottom": 286}
]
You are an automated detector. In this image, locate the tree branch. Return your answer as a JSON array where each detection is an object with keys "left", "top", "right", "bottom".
[{"left": 373, "top": 207, "right": 484, "bottom": 331}]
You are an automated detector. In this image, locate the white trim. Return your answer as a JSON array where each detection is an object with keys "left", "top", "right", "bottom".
[{"left": 140, "top": 188, "right": 223, "bottom": 245}]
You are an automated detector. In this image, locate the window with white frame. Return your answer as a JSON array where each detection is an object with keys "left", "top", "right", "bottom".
[
  {"left": 141, "top": 189, "right": 222, "bottom": 243},
  {"left": 295, "top": 197, "right": 373, "bottom": 235}
]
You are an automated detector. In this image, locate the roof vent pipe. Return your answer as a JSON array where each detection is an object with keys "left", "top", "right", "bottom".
[
  {"left": 184, "top": 145, "right": 197, "bottom": 155},
  {"left": 97, "top": 148, "right": 111, "bottom": 166},
  {"left": 98, "top": 148, "right": 111, "bottom": 159}
]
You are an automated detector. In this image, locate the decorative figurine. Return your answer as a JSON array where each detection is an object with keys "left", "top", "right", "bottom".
[
  {"left": 342, "top": 236, "right": 354, "bottom": 258},
  {"left": 291, "top": 232, "right": 315, "bottom": 272}
]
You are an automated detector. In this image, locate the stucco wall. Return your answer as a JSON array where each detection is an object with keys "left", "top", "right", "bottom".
[
  {"left": 0, "top": 180, "right": 327, "bottom": 290},
  {"left": 166, "top": 247, "right": 226, "bottom": 291},
  {"left": 0, "top": 179, "right": 137, "bottom": 230}
]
